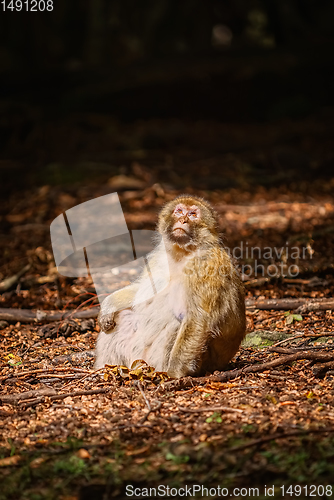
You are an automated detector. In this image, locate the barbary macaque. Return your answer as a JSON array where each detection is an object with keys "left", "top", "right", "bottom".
[{"left": 95, "top": 195, "right": 246, "bottom": 378}]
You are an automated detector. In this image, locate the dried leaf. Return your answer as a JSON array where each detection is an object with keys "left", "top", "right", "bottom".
[
  {"left": 0, "top": 455, "right": 22, "bottom": 467},
  {"left": 104, "top": 360, "right": 172, "bottom": 385},
  {"left": 76, "top": 448, "right": 91, "bottom": 459}
]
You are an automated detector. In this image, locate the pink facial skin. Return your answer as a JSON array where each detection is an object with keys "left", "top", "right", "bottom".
[
  {"left": 173, "top": 204, "right": 201, "bottom": 221},
  {"left": 172, "top": 204, "right": 201, "bottom": 238}
]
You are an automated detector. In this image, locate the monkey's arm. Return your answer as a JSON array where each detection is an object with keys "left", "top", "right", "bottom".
[
  {"left": 98, "top": 283, "right": 139, "bottom": 332},
  {"left": 167, "top": 251, "right": 245, "bottom": 378}
]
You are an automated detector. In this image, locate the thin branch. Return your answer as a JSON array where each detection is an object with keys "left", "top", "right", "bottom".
[
  {"left": 52, "top": 350, "right": 95, "bottom": 365},
  {"left": 18, "top": 388, "right": 109, "bottom": 408},
  {"left": 1, "top": 388, "right": 57, "bottom": 404},
  {"left": 229, "top": 428, "right": 334, "bottom": 452},
  {"left": 1, "top": 367, "right": 93, "bottom": 380},
  {"left": 136, "top": 381, "right": 151, "bottom": 411},
  {"left": 1, "top": 296, "right": 334, "bottom": 324},
  {"left": 135, "top": 380, "right": 162, "bottom": 424},
  {"left": 313, "top": 361, "right": 334, "bottom": 377},
  {"left": 246, "top": 297, "right": 334, "bottom": 312},
  {"left": 108, "top": 422, "right": 152, "bottom": 431},
  {"left": 271, "top": 345, "right": 334, "bottom": 353},
  {"left": 60, "top": 367, "right": 105, "bottom": 390},
  {"left": 273, "top": 331, "right": 334, "bottom": 347},
  {"left": 0, "top": 306, "right": 99, "bottom": 323},
  {"left": 0, "top": 264, "right": 31, "bottom": 292},
  {"left": 178, "top": 406, "right": 243, "bottom": 414},
  {"left": 161, "top": 350, "right": 334, "bottom": 391}
]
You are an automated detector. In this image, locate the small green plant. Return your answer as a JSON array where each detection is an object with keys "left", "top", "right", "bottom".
[
  {"left": 206, "top": 412, "right": 222, "bottom": 423},
  {"left": 242, "top": 424, "right": 255, "bottom": 434},
  {"left": 53, "top": 455, "right": 87, "bottom": 476},
  {"left": 165, "top": 452, "right": 190, "bottom": 464},
  {"left": 7, "top": 438, "right": 16, "bottom": 457},
  {"left": 50, "top": 436, "right": 83, "bottom": 451},
  {"left": 284, "top": 311, "right": 303, "bottom": 324},
  {"left": 5, "top": 353, "right": 22, "bottom": 366}
]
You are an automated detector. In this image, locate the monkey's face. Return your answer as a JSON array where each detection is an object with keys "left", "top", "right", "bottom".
[
  {"left": 167, "top": 202, "right": 216, "bottom": 249},
  {"left": 169, "top": 203, "right": 200, "bottom": 245},
  {"left": 158, "top": 195, "right": 219, "bottom": 251}
]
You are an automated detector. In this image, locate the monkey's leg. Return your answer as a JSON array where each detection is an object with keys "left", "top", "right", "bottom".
[
  {"left": 167, "top": 310, "right": 245, "bottom": 378},
  {"left": 167, "top": 319, "right": 210, "bottom": 378},
  {"left": 95, "top": 309, "right": 137, "bottom": 369},
  {"left": 95, "top": 283, "right": 140, "bottom": 369}
]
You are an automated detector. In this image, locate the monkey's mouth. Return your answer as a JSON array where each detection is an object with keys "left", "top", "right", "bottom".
[
  {"left": 172, "top": 227, "right": 189, "bottom": 237},
  {"left": 170, "top": 227, "right": 192, "bottom": 247}
]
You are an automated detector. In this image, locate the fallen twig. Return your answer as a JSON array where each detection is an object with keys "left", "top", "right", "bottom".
[
  {"left": 161, "top": 350, "right": 334, "bottom": 391},
  {"left": 37, "top": 374, "right": 89, "bottom": 382},
  {"left": 243, "top": 277, "right": 272, "bottom": 287},
  {"left": 0, "top": 388, "right": 57, "bottom": 404},
  {"left": 136, "top": 381, "right": 151, "bottom": 412},
  {"left": 20, "top": 275, "right": 57, "bottom": 287},
  {"left": 19, "top": 388, "right": 109, "bottom": 408},
  {"left": 0, "top": 367, "right": 93, "bottom": 382},
  {"left": 273, "top": 331, "right": 334, "bottom": 347},
  {"left": 60, "top": 367, "right": 104, "bottom": 390},
  {"left": 246, "top": 297, "right": 334, "bottom": 312},
  {"left": 312, "top": 361, "right": 334, "bottom": 377},
  {"left": 136, "top": 380, "right": 162, "bottom": 424},
  {"left": 178, "top": 406, "right": 243, "bottom": 414},
  {"left": 52, "top": 350, "right": 95, "bottom": 365},
  {"left": 1, "top": 296, "right": 333, "bottom": 324},
  {"left": 0, "top": 306, "right": 99, "bottom": 323},
  {"left": 229, "top": 428, "right": 334, "bottom": 452},
  {"left": 0, "top": 264, "right": 31, "bottom": 292},
  {"left": 138, "top": 402, "right": 162, "bottom": 424},
  {"left": 271, "top": 345, "right": 334, "bottom": 353},
  {"left": 110, "top": 423, "right": 152, "bottom": 431}
]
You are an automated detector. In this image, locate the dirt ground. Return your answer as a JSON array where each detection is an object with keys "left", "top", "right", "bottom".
[{"left": 1, "top": 114, "right": 334, "bottom": 499}]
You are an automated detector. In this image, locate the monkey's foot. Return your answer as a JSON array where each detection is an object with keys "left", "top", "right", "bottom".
[{"left": 167, "top": 362, "right": 188, "bottom": 379}]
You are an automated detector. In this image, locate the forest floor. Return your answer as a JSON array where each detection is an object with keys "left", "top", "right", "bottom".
[{"left": 0, "top": 113, "right": 334, "bottom": 499}]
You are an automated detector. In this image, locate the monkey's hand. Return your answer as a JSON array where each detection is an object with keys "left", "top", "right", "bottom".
[
  {"left": 98, "top": 283, "right": 139, "bottom": 334},
  {"left": 98, "top": 311, "right": 116, "bottom": 333}
]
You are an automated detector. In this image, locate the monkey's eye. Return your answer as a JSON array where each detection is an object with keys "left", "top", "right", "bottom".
[
  {"left": 188, "top": 211, "right": 198, "bottom": 220},
  {"left": 174, "top": 208, "right": 183, "bottom": 216}
]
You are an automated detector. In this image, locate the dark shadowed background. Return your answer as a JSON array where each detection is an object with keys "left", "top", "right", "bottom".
[
  {"left": 1, "top": 0, "right": 334, "bottom": 195},
  {"left": 2, "top": 4, "right": 334, "bottom": 499}
]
